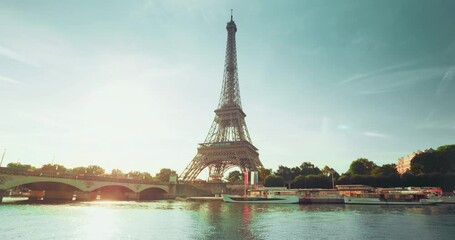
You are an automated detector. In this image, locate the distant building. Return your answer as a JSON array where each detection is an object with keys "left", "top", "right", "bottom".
[{"left": 396, "top": 148, "right": 435, "bottom": 174}]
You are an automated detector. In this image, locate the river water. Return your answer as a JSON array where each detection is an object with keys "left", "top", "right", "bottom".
[{"left": 1, "top": 198, "right": 454, "bottom": 240}]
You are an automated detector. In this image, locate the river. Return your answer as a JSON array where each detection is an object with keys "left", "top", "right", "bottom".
[{"left": 1, "top": 198, "right": 454, "bottom": 239}]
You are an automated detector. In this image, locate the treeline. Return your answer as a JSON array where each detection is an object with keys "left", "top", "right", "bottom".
[
  {"left": 3, "top": 162, "right": 177, "bottom": 182},
  {"left": 260, "top": 144, "right": 455, "bottom": 192}
]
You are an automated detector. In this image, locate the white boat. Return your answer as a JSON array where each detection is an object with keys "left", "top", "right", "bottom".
[
  {"left": 344, "top": 191, "right": 441, "bottom": 205},
  {"left": 223, "top": 187, "right": 299, "bottom": 204}
]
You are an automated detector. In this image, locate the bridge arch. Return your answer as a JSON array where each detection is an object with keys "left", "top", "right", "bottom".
[
  {"left": 88, "top": 182, "right": 137, "bottom": 192},
  {"left": 92, "top": 185, "right": 135, "bottom": 201},
  {"left": 140, "top": 186, "right": 168, "bottom": 200},
  {"left": 0, "top": 176, "right": 85, "bottom": 191}
]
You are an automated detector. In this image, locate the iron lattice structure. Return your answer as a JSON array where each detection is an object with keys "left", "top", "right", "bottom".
[{"left": 180, "top": 14, "right": 264, "bottom": 182}]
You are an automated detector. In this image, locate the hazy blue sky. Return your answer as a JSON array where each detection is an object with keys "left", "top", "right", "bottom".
[{"left": 1, "top": 0, "right": 454, "bottom": 176}]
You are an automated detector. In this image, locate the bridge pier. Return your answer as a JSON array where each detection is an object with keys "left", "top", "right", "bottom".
[
  {"left": 125, "top": 192, "right": 140, "bottom": 201},
  {"left": 28, "top": 190, "right": 45, "bottom": 201},
  {"left": 99, "top": 191, "right": 127, "bottom": 201},
  {"left": 0, "top": 189, "right": 5, "bottom": 203},
  {"left": 75, "top": 191, "right": 97, "bottom": 201},
  {"left": 43, "top": 191, "right": 74, "bottom": 201},
  {"left": 168, "top": 184, "right": 177, "bottom": 196}
]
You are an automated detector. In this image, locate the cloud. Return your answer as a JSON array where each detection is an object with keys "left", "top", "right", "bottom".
[
  {"left": 321, "top": 116, "right": 330, "bottom": 134},
  {"left": 0, "top": 45, "right": 40, "bottom": 67},
  {"left": 0, "top": 74, "right": 23, "bottom": 85},
  {"left": 417, "top": 121, "right": 455, "bottom": 131},
  {"left": 337, "top": 124, "right": 350, "bottom": 130},
  {"left": 364, "top": 131, "right": 388, "bottom": 138},
  {"left": 353, "top": 67, "right": 446, "bottom": 95},
  {"left": 339, "top": 59, "right": 421, "bottom": 85},
  {"left": 436, "top": 59, "right": 455, "bottom": 95},
  {"left": 340, "top": 55, "right": 455, "bottom": 95}
]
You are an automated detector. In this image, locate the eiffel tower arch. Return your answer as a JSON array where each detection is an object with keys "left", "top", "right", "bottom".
[{"left": 180, "top": 13, "right": 264, "bottom": 182}]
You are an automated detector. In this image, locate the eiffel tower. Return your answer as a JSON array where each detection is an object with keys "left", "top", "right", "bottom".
[{"left": 180, "top": 12, "right": 264, "bottom": 182}]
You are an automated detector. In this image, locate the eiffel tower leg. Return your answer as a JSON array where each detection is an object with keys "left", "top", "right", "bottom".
[{"left": 180, "top": 153, "right": 206, "bottom": 182}]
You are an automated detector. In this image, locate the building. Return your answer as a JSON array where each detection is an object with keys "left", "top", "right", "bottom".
[{"left": 396, "top": 148, "right": 435, "bottom": 174}]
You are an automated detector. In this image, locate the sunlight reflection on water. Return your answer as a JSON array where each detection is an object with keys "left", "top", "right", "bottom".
[{"left": 0, "top": 200, "right": 454, "bottom": 239}]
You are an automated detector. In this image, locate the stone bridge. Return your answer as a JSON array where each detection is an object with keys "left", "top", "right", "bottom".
[{"left": 0, "top": 170, "right": 176, "bottom": 202}]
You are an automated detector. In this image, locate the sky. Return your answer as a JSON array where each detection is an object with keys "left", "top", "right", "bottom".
[{"left": 1, "top": 0, "right": 454, "bottom": 177}]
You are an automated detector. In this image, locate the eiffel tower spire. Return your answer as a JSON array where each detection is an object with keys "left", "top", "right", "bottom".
[
  {"left": 180, "top": 12, "right": 264, "bottom": 182},
  {"left": 218, "top": 9, "right": 241, "bottom": 109}
]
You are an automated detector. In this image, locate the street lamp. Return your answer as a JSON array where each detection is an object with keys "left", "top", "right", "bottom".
[
  {"left": 0, "top": 149, "right": 6, "bottom": 167},
  {"left": 326, "top": 171, "right": 335, "bottom": 189}
]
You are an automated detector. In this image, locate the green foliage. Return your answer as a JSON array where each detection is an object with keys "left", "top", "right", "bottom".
[
  {"left": 274, "top": 162, "right": 322, "bottom": 183},
  {"left": 264, "top": 175, "right": 284, "bottom": 187},
  {"left": 86, "top": 165, "right": 105, "bottom": 176},
  {"left": 225, "top": 170, "right": 242, "bottom": 182},
  {"left": 410, "top": 162, "right": 425, "bottom": 175},
  {"left": 299, "top": 162, "right": 322, "bottom": 176},
  {"left": 6, "top": 162, "right": 34, "bottom": 171},
  {"left": 347, "top": 158, "right": 377, "bottom": 175},
  {"left": 258, "top": 168, "right": 272, "bottom": 181},
  {"left": 70, "top": 166, "right": 105, "bottom": 175},
  {"left": 402, "top": 172, "right": 455, "bottom": 191},
  {"left": 127, "top": 171, "right": 142, "bottom": 179},
  {"left": 40, "top": 164, "right": 67, "bottom": 172},
  {"left": 293, "top": 174, "right": 332, "bottom": 189},
  {"left": 141, "top": 172, "right": 153, "bottom": 181},
  {"left": 274, "top": 165, "right": 294, "bottom": 182},
  {"left": 436, "top": 144, "right": 455, "bottom": 152},
  {"left": 337, "top": 171, "right": 454, "bottom": 191},
  {"left": 127, "top": 171, "right": 153, "bottom": 180},
  {"left": 371, "top": 164, "right": 399, "bottom": 176},
  {"left": 156, "top": 168, "right": 177, "bottom": 182},
  {"left": 321, "top": 165, "right": 340, "bottom": 178},
  {"left": 411, "top": 150, "right": 455, "bottom": 174},
  {"left": 71, "top": 167, "right": 88, "bottom": 174},
  {"left": 110, "top": 168, "right": 124, "bottom": 177}
]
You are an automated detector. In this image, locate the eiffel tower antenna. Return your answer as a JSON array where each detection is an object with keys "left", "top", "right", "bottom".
[{"left": 180, "top": 12, "right": 264, "bottom": 182}]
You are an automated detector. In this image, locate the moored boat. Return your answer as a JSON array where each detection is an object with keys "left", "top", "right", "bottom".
[
  {"left": 441, "top": 196, "right": 455, "bottom": 204},
  {"left": 297, "top": 189, "right": 344, "bottom": 204},
  {"left": 223, "top": 187, "right": 299, "bottom": 204},
  {"left": 344, "top": 191, "right": 441, "bottom": 205}
]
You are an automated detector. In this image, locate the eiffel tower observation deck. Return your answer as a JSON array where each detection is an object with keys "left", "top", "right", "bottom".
[{"left": 180, "top": 12, "right": 264, "bottom": 182}]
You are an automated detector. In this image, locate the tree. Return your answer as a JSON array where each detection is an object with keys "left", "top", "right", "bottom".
[
  {"left": 225, "top": 170, "right": 242, "bottom": 183},
  {"left": 40, "top": 164, "right": 67, "bottom": 172},
  {"left": 156, "top": 168, "right": 177, "bottom": 182},
  {"left": 110, "top": 168, "right": 124, "bottom": 178},
  {"left": 371, "top": 164, "right": 398, "bottom": 176},
  {"left": 141, "top": 172, "right": 153, "bottom": 181},
  {"left": 300, "top": 162, "right": 322, "bottom": 176},
  {"left": 71, "top": 167, "right": 88, "bottom": 175},
  {"left": 6, "top": 162, "right": 34, "bottom": 171},
  {"left": 411, "top": 147, "right": 455, "bottom": 174},
  {"left": 86, "top": 165, "right": 105, "bottom": 176},
  {"left": 126, "top": 171, "right": 152, "bottom": 180},
  {"left": 127, "top": 171, "right": 142, "bottom": 180},
  {"left": 258, "top": 168, "right": 272, "bottom": 182},
  {"left": 321, "top": 165, "right": 340, "bottom": 178},
  {"left": 274, "top": 165, "right": 294, "bottom": 182},
  {"left": 264, "top": 175, "right": 284, "bottom": 187},
  {"left": 436, "top": 144, "right": 455, "bottom": 152},
  {"left": 347, "top": 158, "right": 377, "bottom": 175}
]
